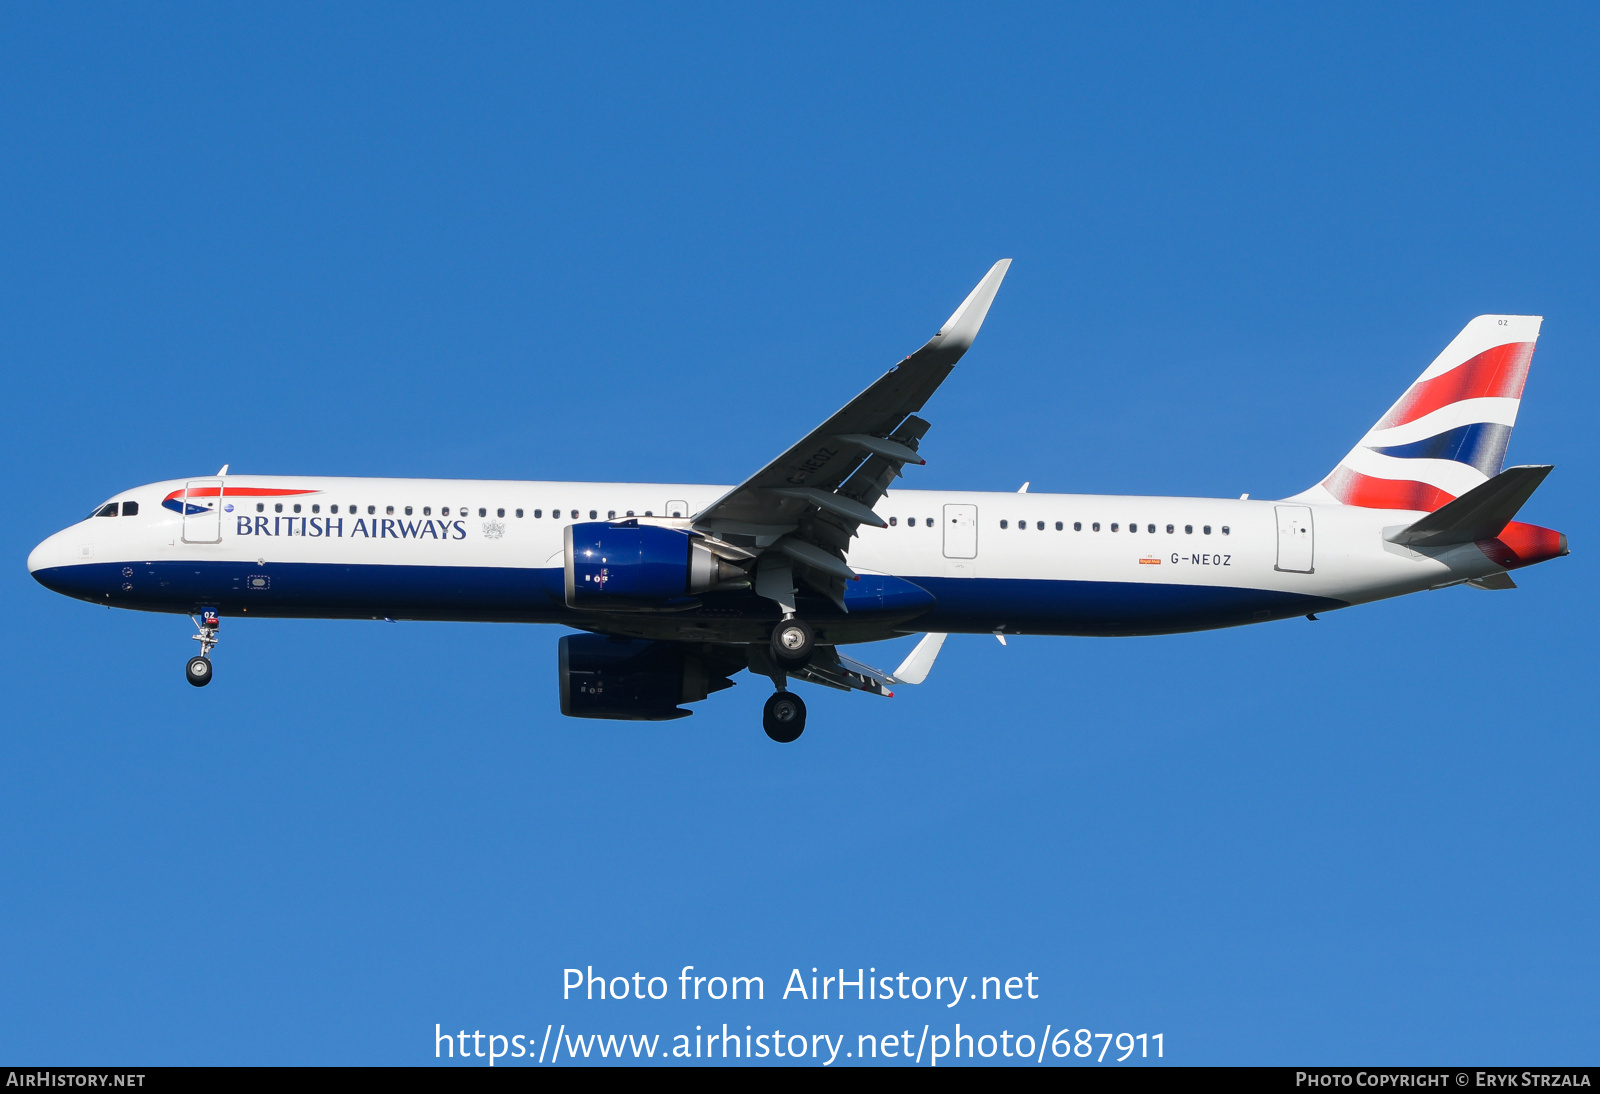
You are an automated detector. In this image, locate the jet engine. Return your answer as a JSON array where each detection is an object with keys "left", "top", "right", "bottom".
[
  {"left": 558, "top": 634, "right": 736, "bottom": 720},
  {"left": 564, "top": 521, "right": 745, "bottom": 610}
]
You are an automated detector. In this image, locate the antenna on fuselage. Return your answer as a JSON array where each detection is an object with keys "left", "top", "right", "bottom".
[{"left": 216, "top": 464, "right": 229, "bottom": 476}]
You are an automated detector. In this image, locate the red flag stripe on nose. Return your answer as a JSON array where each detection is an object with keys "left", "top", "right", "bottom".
[{"left": 163, "top": 487, "right": 320, "bottom": 502}]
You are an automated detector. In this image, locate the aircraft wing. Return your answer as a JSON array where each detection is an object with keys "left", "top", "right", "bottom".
[{"left": 692, "top": 259, "right": 1011, "bottom": 606}]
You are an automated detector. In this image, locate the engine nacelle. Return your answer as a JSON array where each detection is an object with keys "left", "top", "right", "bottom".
[
  {"left": 564, "top": 521, "right": 744, "bottom": 610},
  {"left": 558, "top": 634, "right": 734, "bottom": 720}
]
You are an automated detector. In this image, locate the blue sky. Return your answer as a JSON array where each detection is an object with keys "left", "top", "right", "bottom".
[{"left": 2, "top": 3, "right": 1595, "bottom": 1065}]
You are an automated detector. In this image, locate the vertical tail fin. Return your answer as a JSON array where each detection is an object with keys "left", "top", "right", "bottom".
[{"left": 1294, "top": 315, "right": 1542, "bottom": 511}]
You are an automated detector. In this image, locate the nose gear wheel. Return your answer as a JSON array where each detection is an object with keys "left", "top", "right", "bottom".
[{"left": 186, "top": 612, "right": 219, "bottom": 687}]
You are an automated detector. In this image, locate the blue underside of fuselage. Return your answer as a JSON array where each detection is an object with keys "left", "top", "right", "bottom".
[{"left": 32, "top": 561, "right": 1348, "bottom": 637}]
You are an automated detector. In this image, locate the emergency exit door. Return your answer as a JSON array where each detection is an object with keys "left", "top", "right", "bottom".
[
  {"left": 182, "top": 479, "right": 223, "bottom": 544},
  {"left": 1274, "top": 504, "right": 1314, "bottom": 573},
  {"left": 943, "top": 504, "right": 978, "bottom": 559}
]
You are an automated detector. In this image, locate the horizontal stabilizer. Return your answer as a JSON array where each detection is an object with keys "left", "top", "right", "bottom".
[{"left": 1388, "top": 464, "right": 1553, "bottom": 547}]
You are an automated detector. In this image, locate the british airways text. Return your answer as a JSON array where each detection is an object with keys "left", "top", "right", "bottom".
[{"left": 234, "top": 516, "right": 468, "bottom": 539}]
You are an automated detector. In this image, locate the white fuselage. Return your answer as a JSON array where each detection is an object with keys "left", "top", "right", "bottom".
[{"left": 29, "top": 475, "right": 1511, "bottom": 643}]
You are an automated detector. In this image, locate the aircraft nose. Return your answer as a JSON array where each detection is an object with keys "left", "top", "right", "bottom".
[{"left": 28, "top": 528, "right": 73, "bottom": 581}]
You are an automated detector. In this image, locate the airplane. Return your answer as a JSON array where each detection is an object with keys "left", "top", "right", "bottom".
[{"left": 27, "top": 261, "right": 1568, "bottom": 742}]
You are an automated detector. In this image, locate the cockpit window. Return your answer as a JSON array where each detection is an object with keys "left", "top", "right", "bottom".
[
  {"left": 121, "top": 501, "right": 138, "bottom": 516},
  {"left": 95, "top": 503, "right": 119, "bottom": 518}
]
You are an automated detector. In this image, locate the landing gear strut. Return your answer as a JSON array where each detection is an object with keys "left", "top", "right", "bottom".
[
  {"left": 187, "top": 610, "right": 219, "bottom": 688},
  {"left": 763, "top": 690, "right": 806, "bottom": 743},
  {"left": 770, "top": 617, "right": 814, "bottom": 667}
]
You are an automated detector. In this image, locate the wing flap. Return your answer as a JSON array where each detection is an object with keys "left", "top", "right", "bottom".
[{"left": 788, "top": 646, "right": 894, "bottom": 697}]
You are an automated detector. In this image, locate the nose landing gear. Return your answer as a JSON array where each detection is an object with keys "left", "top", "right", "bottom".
[
  {"left": 186, "top": 609, "right": 219, "bottom": 687},
  {"left": 763, "top": 690, "right": 806, "bottom": 743}
]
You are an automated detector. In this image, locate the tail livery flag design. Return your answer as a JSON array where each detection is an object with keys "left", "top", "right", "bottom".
[{"left": 1308, "top": 315, "right": 1540, "bottom": 512}]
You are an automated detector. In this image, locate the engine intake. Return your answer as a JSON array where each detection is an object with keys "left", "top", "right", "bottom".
[
  {"left": 558, "top": 634, "right": 735, "bottom": 720},
  {"left": 564, "top": 521, "right": 745, "bottom": 610}
]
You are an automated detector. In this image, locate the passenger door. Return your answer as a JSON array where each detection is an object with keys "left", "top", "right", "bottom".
[
  {"left": 182, "top": 479, "right": 223, "bottom": 544},
  {"left": 1274, "top": 505, "right": 1314, "bottom": 573}
]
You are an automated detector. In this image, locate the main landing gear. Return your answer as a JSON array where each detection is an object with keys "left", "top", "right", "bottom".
[
  {"left": 186, "top": 610, "right": 219, "bottom": 688},
  {"left": 764, "top": 617, "right": 812, "bottom": 743},
  {"left": 763, "top": 690, "right": 807, "bottom": 743},
  {"left": 770, "top": 617, "right": 814, "bottom": 666}
]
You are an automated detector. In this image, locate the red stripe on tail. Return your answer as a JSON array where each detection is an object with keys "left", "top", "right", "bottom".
[
  {"left": 1322, "top": 466, "right": 1456, "bottom": 512},
  {"left": 1375, "top": 342, "right": 1534, "bottom": 430}
]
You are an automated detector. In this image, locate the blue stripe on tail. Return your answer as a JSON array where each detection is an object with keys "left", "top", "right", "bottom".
[{"left": 1367, "top": 421, "right": 1513, "bottom": 477}]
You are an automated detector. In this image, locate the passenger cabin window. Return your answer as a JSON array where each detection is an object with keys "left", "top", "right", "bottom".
[
  {"left": 1055, "top": 521, "right": 1063, "bottom": 531},
  {"left": 1092, "top": 522, "right": 1100, "bottom": 531},
  {"left": 275, "top": 503, "right": 283, "bottom": 513},
  {"left": 311, "top": 504, "right": 320, "bottom": 514},
  {"left": 293, "top": 503, "right": 301, "bottom": 513},
  {"left": 423, "top": 506, "right": 432, "bottom": 516},
  {"left": 889, "top": 517, "right": 897, "bottom": 526},
  {"left": 1166, "top": 524, "right": 1174, "bottom": 533},
  {"left": 1074, "top": 522, "right": 1081, "bottom": 531},
  {"left": 1204, "top": 525, "right": 1212, "bottom": 534},
  {"left": 404, "top": 506, "right": 412, "bottom": 515},
  {"left": 256, "top": 503, "right": 265, "bottom": 513},
  {"left": 1147, "top": 524, "right": 1155, "bottom": 533},
  {"left": 1221, "top": 525, "right": 1230, "bottom": 535},
  {"left": 926, "top": 518, "right": 933, "bottom": 528},
  {"left": 386, "top": 506, "right": 394, "bottom": 515},
  {"left": 1111, "top": 523, "right": 1119, "bottom": 532},
  {"left": 571, "top": 510, "right": 578, "bottom": 519},
  {"left": 1037, "top": 521, "right": 1044, "bottom": 531},
  {"left": 480, "top": 508, "right": 488, "bottom": 518},
  {"left": 498, "top": 508, "right": 506, "bottom": 517},
  {"left": 1185, "top": 524, "right": 1193, "bottom": 534},
  {"left": 608, "top": 510, "right": 616, "bottom": 519}
]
